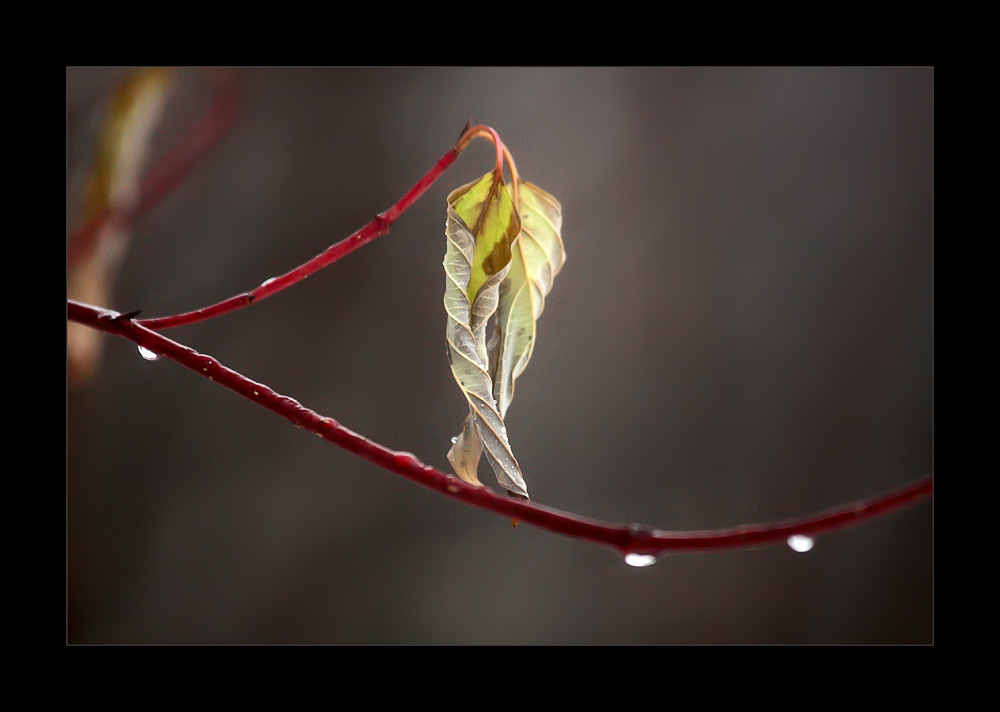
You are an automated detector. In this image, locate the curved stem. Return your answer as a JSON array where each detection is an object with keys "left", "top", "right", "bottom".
[
  {"left": 502, "top": 143, "right": 520, "bottom": 209},
  {"left": 455, "top": 125, "right": 519, "bottom": 205},
  {"left": 68, "top": 298, "right": 934, "bottom": 557},
  {"left": 456, "top": 124, "right": 504, "bottom": 174},
  {"left": 68, "top": 69, "right": 242, "bottom": 269},
  {"left": 137, "top": 144, "right": 463, "bottom": 330}
]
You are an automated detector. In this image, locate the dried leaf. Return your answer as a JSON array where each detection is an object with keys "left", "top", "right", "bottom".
[
  {"left": 443, "top": 171, "right": 529, "bottom": 498},
  {"left": 446, "top": 411, "right": 483, "bottom": 486},
  {"left": 493, "top": 181, "right": 566, "bottom": 418}
]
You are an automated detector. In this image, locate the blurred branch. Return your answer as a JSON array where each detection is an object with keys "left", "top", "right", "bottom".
[
  {"left": 67, "top": 298, "right": 934, "bottom": 558},
  {"left": 67, "top": 69, "right": 242, "bottom": 269}
]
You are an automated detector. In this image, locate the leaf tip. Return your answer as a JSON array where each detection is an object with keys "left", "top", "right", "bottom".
[
  {"left": 506, "top": 488, "right": 530, "bottom": 502},
  {"left": 447, "top": 423, "right": 484, "bottom": 488}
]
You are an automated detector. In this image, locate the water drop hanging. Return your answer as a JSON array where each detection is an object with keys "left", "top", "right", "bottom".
[
  {"left": 393, "top": 451, "right": 421, "bottom": 469},
  {"left": 624, "top": 553, "right": 657, "bottom": 568},
  {"left": 137, "top": 345, "right": 160, "bottom": 361},
  {"left": 786, "top": 534, "right": 814, "bottom": 553}
]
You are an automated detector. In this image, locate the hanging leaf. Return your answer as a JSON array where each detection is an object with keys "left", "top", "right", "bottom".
[
  {"left": 443, "top": 171, "right": 529, "bottom": 498},
  {"left": 493, "top": 181, "right": 566, "bottom": 418}
]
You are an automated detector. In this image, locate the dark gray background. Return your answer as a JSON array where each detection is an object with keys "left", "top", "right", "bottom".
[{"left": 67, "top": 67, "right": 933, "bottom": 644}]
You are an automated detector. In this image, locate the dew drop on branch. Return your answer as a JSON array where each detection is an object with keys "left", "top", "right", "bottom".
[
  {"left": 624, "top": 553, "right": 658, "bottom": 568},
  {"left": 259, "top": 277, "right": 278, "bottom": 289},
  {"left": 137, "top": 345, "right": 160, "bottom": 361},
  {"left": 786, "top": 534, "right": 814, "bottom": 553},
  {"left": 393, "top": 451, "right": 421, "bottom": 469}
]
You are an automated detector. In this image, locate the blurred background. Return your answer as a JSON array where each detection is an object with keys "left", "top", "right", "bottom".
[{"left": 66, "top": 67, "right": 933, "bottom": 644}]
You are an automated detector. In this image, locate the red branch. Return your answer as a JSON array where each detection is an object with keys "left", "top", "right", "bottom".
[
  {"left": 67, "top": 70, "right": 242, "bottom": 268},
  {"left": 133, "top": 125, "right": 505, "bottom": 332},
  {"left": 67, "top": 298, "right": 933, "bottom": 558},
  {"left": 137, "top": 144, "right": 462, "bottom": 331}
]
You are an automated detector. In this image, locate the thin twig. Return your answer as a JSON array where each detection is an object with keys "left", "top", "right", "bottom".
[
  {"left": 67, "top": 298, "right": 934, "bottom": 558},
  {"left": 136, "top": 134, "right": 473, "bottom": 331}
]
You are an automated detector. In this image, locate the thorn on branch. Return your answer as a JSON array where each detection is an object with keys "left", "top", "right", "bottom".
[
  {"left": 110, "top": 310, "right": 143, "bottom": 323},
  {"left": 457, "top": 119, "right": 472, "bottom": 143}
]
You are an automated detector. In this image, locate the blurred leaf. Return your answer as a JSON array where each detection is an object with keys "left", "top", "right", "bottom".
[
  {"left": 444, "top": 171, "right": 528, "bottom": 497},
  {"left": 68, "top": 68, "right": 175, "bottom": 386},
  {"left": 83, "top": 68, "right": 176, "bottom": 218}
]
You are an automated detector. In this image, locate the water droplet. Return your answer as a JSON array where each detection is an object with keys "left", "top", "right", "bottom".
[
  {"left": 624, "top": 553, "right": 657, "bottom": 568},
  {"left": 450, "top": 436, "right": 458, "bottom": 444},
  {"left": 137, "top": 345, "right": 160, "bottom": 361},
  {"left": 393, "top": 451, "right": 421, "bottom": 469},
  {"left": 259, "top": 277, "right": 277, "bottom": 289},
  {"left": 787, "top": 534, "right": 814, "bottom": 553}
]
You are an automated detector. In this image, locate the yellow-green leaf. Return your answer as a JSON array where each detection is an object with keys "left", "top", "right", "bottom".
[
  {"left": 493, "top": 181, "right": 566, "bottom": 418},
  {"left": 450, "top": 171, "right": 520, "bottom": 305},
  {"left": 443, "top": 171, "right": 528, "bottom": 497}
]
